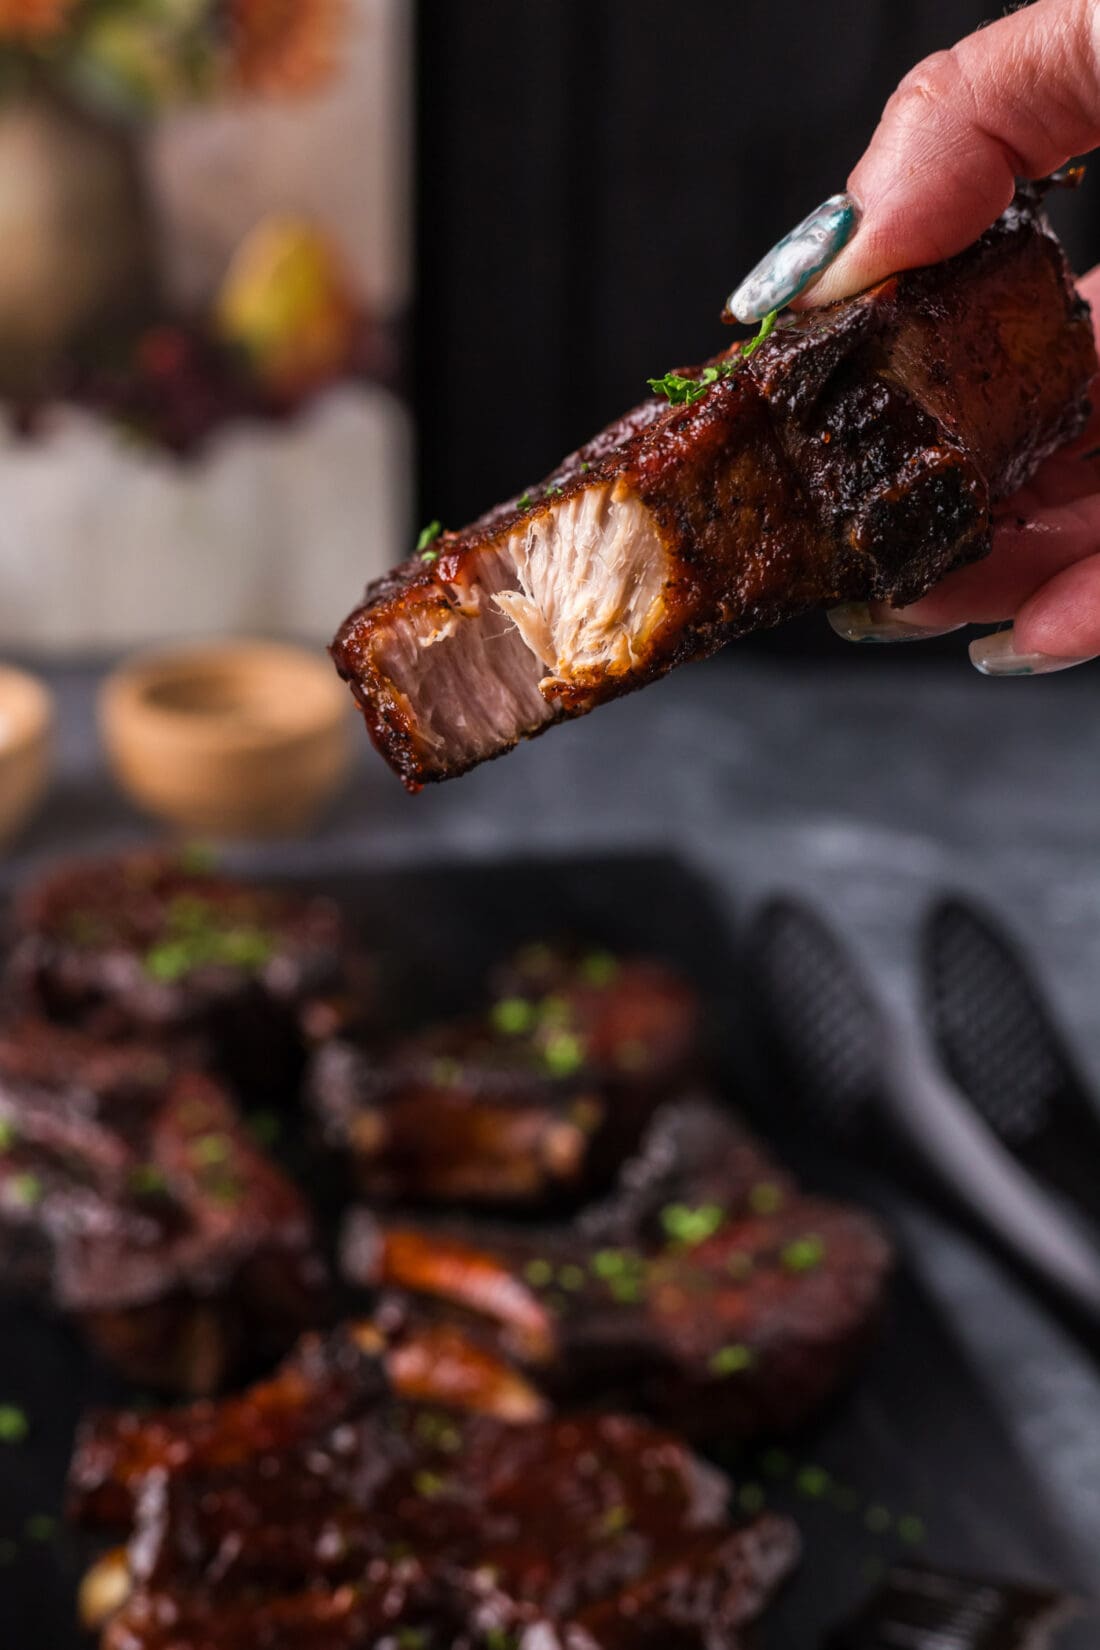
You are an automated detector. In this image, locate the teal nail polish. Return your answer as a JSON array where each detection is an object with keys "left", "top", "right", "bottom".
[
  {"left": 726, "top": 193, "right": 859, "bottom": 323},
  {"left": 827, "top": 602, "right": 964, "bottom": 644},
  {"left": 968, "top": 629, "right": 1095, "bottom": 677}
]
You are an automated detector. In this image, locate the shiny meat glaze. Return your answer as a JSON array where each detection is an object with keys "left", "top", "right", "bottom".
[
  {"left": 333, "top": 186, "right": 1096, "bottom": 787},
  {"left": 70, "top": 1318, "right": 798, "bottom": 1650},
  {"left": 342, "top": 1098, "right": 893, "bottom": 1438},
  {"left": 0, "top": 1024, "right": 326, "bottom": 1394},
  {"left": 308, "top": 947, "right": 699, "bottom": 1209}
]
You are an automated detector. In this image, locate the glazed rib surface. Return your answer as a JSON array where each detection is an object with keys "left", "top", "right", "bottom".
[{"left": 332, "top": 186, "right": 1096, "bottom": 787}]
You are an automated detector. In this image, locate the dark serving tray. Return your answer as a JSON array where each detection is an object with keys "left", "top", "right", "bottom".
[{"left": 0, "top": 851, "right": 1096, "bottom": 1647}]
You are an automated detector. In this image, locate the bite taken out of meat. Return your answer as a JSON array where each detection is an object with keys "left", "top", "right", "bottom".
[
  {"left": 332, "top": 183, "right": 1096, "bottom": 788},
  {"left": 308, "top": 945, "right": 698, "bottom": 1209},
  {"left": 3, "top": 847, "right": 365, "bottom": 1102},
  {"left": 342, "top": 1098, "right": 893, "bottom": 1439},
  {"left": 0, "top": 1023, "right": 327, "bottom": 1394},
  {"left": 70, "top": 1313, "right": 798, "bottom": 1650}
]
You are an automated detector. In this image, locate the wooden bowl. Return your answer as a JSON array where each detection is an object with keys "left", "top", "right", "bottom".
[
  {"left": 0, "top": 664, "right": 52, "bottom": 848},
  {"left": 99, "top": 641, "right": 352, "bottom": 838}
]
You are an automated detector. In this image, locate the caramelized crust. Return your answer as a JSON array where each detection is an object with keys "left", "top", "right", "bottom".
[{"left": 333, "top": 186, "right": 1095, "bottom": 787}]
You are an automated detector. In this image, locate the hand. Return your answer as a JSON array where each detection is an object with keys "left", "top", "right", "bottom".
[{"left": 727, "top": 0, "right": 1100, "bottom": 674}]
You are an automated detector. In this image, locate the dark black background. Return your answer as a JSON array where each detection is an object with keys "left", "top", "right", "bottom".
[{"left": 412, "top": 0, "right": 1100, "bottom": 657}]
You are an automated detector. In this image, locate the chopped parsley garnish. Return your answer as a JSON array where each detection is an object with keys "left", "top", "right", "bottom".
[
  {"left": 0, "top": 1118, "right": 15, "bottom": 1152},
  {"left": 397, "top": 1631, "right": 429, "bottom": 1650},
  {"left": 580, "top": 461, "right": 591, "bottom": 473},
  {"left": 517, "top": 491, "right": 533, "bottom": 510},
  {"left": 10, "top": 1173, "right": 42, "bottom": 1207},
  {"left": 543, "top": 1030, "right": 584, "bottom": 1077},
  {"left": 708, "top": 1343, "right": 754, "bottom": 1377},
  {"left": 738, "top": 1481, "right": 766, "bottom": 1513},
  {"left": 129, "top": 1164, "right": 169, "bottom": 1196},
  {"left": 144, "top": 894, "right": 275, "bottom": 983},
  {"left": 748, "top": 1180, "right": 783, "bottom": 1216},
  {"left": 660, "top": 1202, "right": 724, "bottom": 1247},
  {"left": 898, "top": 1513, "right": 927, "bottom": 1546},
  {"left": 490, "top": 997, "right": 536, "bottom": 1036},
  {"left": 413, "top": 1470, "right": 446, "bottom": 1500},
  {"left": 595, "top": 1503, "right": 632, "bottom": 1538},
  {"left": 558, "top": 1263, "right": 586, "bottom": 1292},
  {"left": 191, "top": 1133, "right": 232, "bottom": 1167},
  {"left": 781, "top": 1233, "right": 825, "bottom": 1272},
  {"left": 580, "top": 950, "right": 618, "bottom": 987},
  {"left": 416, "top": 520, "right": 443, "bottom": 560},
  {"left": 0, "top": 1405, "right": 28, "bottom": 1443},
  {"left": 523, "top": 1258, "right": 554, "bottom": 1287},
  {"left": 795, "top": 1464, "right": 831, "bottom": 1498},
  {"left": 647, "top": 309, "right": 779, "bottom": 405},
  {"left": 544, "top": 483, "right": 564, "bottom": 497}
]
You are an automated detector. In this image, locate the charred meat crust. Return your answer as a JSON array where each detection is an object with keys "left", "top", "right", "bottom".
[{"left": 332, "top": 187, "right": 1096, "bottom": 788}]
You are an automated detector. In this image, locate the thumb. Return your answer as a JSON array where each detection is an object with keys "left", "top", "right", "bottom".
[{"left": 803, "top": 0, "right": 1100, "bottom": 308}]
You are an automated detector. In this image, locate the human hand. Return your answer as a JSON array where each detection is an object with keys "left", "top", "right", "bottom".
[{"left": 727, "top": 0, "right": 1100, "bottom": 674}]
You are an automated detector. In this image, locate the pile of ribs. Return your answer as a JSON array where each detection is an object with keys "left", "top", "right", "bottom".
[
  {"left": 0, "top": 847, "right": 361, "bottom": 1391},
  {"left": 69, "top": 1315, "right": 801, "bottom": 1649},
  {"left": 331, "top": 181, "right": 1097, "bottom": 786},
  {"left": 0, "top": 848, "right": 894, "bottom": 1644}
]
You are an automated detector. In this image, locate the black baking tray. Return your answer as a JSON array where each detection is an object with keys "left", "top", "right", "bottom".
[{"left": 0, "top": 851, "right": 1096, "bottom": 1646}]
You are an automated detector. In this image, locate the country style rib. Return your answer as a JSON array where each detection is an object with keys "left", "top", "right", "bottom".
[{"left": 332, "top": 184, "right": 1096, "bottom": 787}]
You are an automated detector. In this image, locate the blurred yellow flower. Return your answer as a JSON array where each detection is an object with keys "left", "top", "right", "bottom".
[
  {"left": 226, "top": 0, "right": 345, "bottom": 97},
  {"left": 215, "top": 215, "right": 359, "bottom": 395},
  {"left": 0, "top": 0, "right": 76, "bottom": 39}
]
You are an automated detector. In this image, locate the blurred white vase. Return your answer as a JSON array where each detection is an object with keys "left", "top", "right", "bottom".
[{"left": 0, "top": 383, "right": 410, "bottom": 653}]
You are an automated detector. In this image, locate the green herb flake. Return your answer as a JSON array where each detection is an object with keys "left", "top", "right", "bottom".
[
  {"left": 580, "top": 461, "right": 591, "bottom": 473},
  {"left": 595, "top": 1503, "right": 632, "bottom": 1538},
  {"left": 0, "top": 1118, "right": 15, "bottom": 1153},
  {"left": 25, "top": 1513, "right": 56, "bottom": 1542},
  {"left": 537, "top": 994, "right": 571, "bottom": 1028},
  {"left": 430, "top": 1057, "right": 462, "bottom": 1088},
  {"left": 897, "top": 1513, "right": 927, "bottom": 1546},
  {"left": 0, "top": 1405, "right": 28, "bottom": 1443},
  {"left": 647, "top": 310, "right": 779, "bottom": 406},
  {"left": 608, "top": 1275, "right": 643, "bottom": 1304},
  {"left": 748, "top": 1180, "right": 783, "bottom": 1216},
  {"left": 517, "top": 491, "right": 533, "bottom": 510},
  {"left": 490, "top": 997, "right": 536, "bottom": 1037},
  {"left": 10, "top": 1173, "right": 42, "bottom": 1208},
  {"left": 558, "top": 1264, "right": 586, "bottom": 1293},
  {"left": 592, "top": 1248, "right": 628, "bottom": 1279},
  {"left": 580, "top": 950, "right": 618, "bottom": 987},
  {"left": 191, "top": 1133, "right": 232, "bottom": 1167},
  {"left": 795, "top": 1464, "right": 831, "bottom": 1499},
  {"left": 178, "top": 841, "right": 216, "bottom": 875},
  {"left": 143, "top": 895, "right": 274, "bottom": 984},
  {"left": 708, "top": 1343, "right": 754, "bottom": 1377},
  {"left": 485, "top": 1630, "right": 517, "bottom": 1650},
  {"left": 737, "top": 1481, "right": 765, "bottom": 1514},
  {"left": 781, "top": 1234, "right": 825, "bottom": 1272},
  {"left": 416, "top": 520, "right": 443, "bottom": 555},
  {"left": 128, "top": 1164, "right": 169, "bottom": 1196},
  {"left": 523, "top": 1258, "right": 554, "bottom": 1288},
  {"left": 397, "top": 1630, "right": 429, "bottom": 1650},
  {"left": 247, "top": 1111, "right": 282, "bottom": 1148},
  {"left": 543, "top": 1031, "right": 585, "bottom": 1077},
  {"left": 660, "top": 1202, "right": 724, "bottom": 1247},
  {"left": 544, "top": 484, "right": 564, "bottom": 497},
  {"left": 414, "top": 1470, "right": 446, "bottom": 1500}
]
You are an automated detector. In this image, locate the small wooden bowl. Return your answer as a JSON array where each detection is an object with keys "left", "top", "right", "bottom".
[
  {"left": 99, "top": 641, "right": 352, "bottom": 838},
  {"left": 0, "top": 664, "right": 52, "bottom": 848}
]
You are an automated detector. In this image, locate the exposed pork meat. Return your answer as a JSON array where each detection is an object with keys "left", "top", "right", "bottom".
[
  {"left": 308, "top": 945, "right": 698, "bottom": 1208},
  {"left": 4, "top": 848, "right": 363, "bottom": 1102},
  {"left": 343, "top": 1098, "right": 892, "bottom": 1437},
  {"left": 70, "top": 1316, "right": 798, "bottom": 1650},
  {"left": 0, "top": 1021, "right": 326, "bottom": 1393},
  {"left": 332, "top": 185, "right": 1096, "bottom": 787}
]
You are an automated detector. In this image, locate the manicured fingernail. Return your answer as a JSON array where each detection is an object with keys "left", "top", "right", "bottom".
[
  {"left": 827, "top": 602, "right": 964, "bottom": 644},
  {"left": 968, "top": 628, "right": 1095, "bottom": 676},
  {"left": 726, "top": 193, "right": 860, "bottom": 323}
]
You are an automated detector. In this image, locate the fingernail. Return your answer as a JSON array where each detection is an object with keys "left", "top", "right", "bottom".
[
  {"left": 968, "top": 628, "right": 1095, "bottom": 676},
  {"left": 726, "top": 193, "right": 860, "bottom": 323},
  {"left": 827, "top": 602, "right": 965, "bottom": 644}
]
